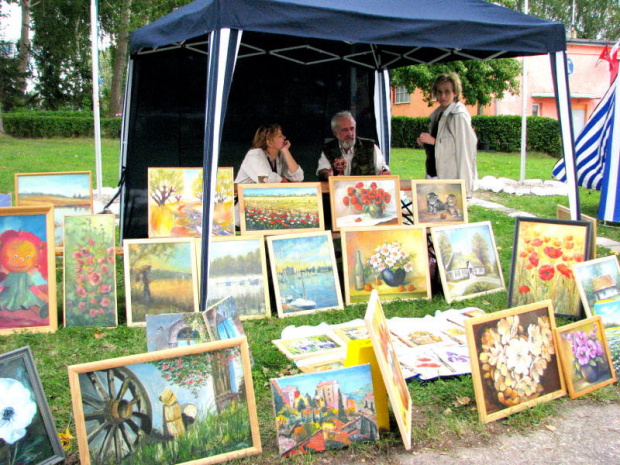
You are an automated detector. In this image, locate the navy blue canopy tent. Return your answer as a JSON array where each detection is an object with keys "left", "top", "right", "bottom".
[{"left": 121, "top": 0, "right": 579, "bottom": 310}]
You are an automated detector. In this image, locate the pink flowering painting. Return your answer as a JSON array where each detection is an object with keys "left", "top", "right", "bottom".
[{"left": 63, "top": 214, "right": 117, "bottom": 327}]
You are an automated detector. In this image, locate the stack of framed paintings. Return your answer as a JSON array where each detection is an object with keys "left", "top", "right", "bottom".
[
  {"left": 328, "top": 176, "right": 402, "bottom": 231},
  {"left": 507, "top": 217, "right": 592, "bottom": 318},
  {"left": 410, "top": 179, "right": 467, "bottom": 226},
  {"left": 123, "top": 238, "right": 199, "bottom": 327},
  {"left": 430, "top": 221, "right": 505, "bottom": 303},
  {"left": 63, "top": 214, "right": 117, "bottom": 328},
  {"left": 0, "top": 205, "right": 58, "bottom": 335},
  {"left": 270, "top": 364, "right": 379, "bottom": 457},
  {"left": 266, "top": 231, "right": 343, "bottom": 317},
  {"left": 237, "top": 183, "right": 324, "bottom": 235},
  {"left": 15, "top": 171, "right": 93, "bottom": 247},
  {"left": 465, "top": 300, "right": 566, "bottom": 423},
  {"left": 340, "top": 225, "right": 430, "bottom": 304},
  {"left": 272, "top": 332, "right": 346, "bottom": 361},
  {"left": 68, "top": 337, "right": 261, "bottom": 465}
]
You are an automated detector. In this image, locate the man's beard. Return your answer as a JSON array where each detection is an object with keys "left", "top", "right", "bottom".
[{"left": 341, "top": 138, "right": 355, "bottom": 150}]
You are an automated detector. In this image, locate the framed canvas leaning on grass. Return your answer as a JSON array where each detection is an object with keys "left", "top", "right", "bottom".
[
  {"left": 572, "top": 255, "right": 620, "bottom": 317},
  {"left": 507, "top": 217, "right": 592, "bottom": 318},
  {"left": 67, "top": 337, "right": 261, "bottom": 465}
]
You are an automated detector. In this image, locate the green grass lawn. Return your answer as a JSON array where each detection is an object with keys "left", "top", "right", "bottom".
[{"left": 0, "top": 136, "right": 618, "bottom": 464}]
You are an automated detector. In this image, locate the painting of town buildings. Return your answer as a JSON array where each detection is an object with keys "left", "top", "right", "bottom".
[
  {"left": 15, "top": 171, "right": 93, "bottom": 245},
  {"left": 270, "top": 364, "right": 379, "bottom": 457},
  {"left": 431, "top": 221, "right": 505, "bottom": 303}
]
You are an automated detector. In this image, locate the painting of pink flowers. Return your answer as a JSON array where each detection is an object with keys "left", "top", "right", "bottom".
[
  {"left": 63, "top": 214, "right": 117, "bottom": 328},
  {"left": 555, "top": 316, "right": 617, "bottom": 398},
  {"left": 508, "top": 217, "right": 592, "bottom": 318}
]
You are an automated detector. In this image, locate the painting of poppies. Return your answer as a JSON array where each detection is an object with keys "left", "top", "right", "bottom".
[
  {"left": 67, "top": 337, "right": 261, "bottom": 465},
  {"left": 507, "top": 217, "right": 592, "bottom": 318},
  {"left": 238, "top": 183, "right": 324, "bottom": 235},
  {"left": 555, "top": 316, "right": 616, "bottom": 399},
  {"left": 123, "top": 238, "right": 199, "bottom": 327},
  {"left": 63, "top": 214, "right": 117, "bottom": 328},
  {"left": 411, "top": 179, "right": 467, "bottom": 226},
  {"left": 0, "top": 205, "right": 57, "bottom": 335},
  {"left": 465, "top": 300, "right": 566, "bottom": 423},
  {"left": 340, "top": 225, "right": 430, "bottom": 304},
  {"left": 431, "top": 221, "right": 505, "bottom": 303},
  {"left": 329, "top": 176, "right": 402, "bottom": 231},
  {"left": 0, "top": 347, "right": 65, "bottom": 465},
  {"left": 15, "top": 171, "right": 93, "bottom": 246},
  {"left": 266, "top": 231, "right": 343, "bottom": 317},
  {"left": 270, "top": 364, "right": 379, "bottom": 457}
]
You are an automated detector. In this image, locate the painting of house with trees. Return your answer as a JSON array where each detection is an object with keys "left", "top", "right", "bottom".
[{"left": 270, "top": 364, "right": 378, "bottom": 457}]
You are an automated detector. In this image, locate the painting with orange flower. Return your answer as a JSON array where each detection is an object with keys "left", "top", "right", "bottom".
[{"left": 507, "top": 218, "right": 592, "bottom": 318}]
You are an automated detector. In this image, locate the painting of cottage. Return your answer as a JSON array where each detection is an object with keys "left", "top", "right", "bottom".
[
  {"left": 431, "top": 222, "right": 505, "bottom": 303},
  {"left": 270, "top": 364, "right": 379, "bottom": 457},
  {"left": 574, "top": 256, "right": 620, "bottom": 316}
]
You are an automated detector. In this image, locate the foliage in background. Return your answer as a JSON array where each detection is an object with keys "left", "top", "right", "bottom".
[{"left": 3, "top": 111, "right": 121, "bottom": 138}]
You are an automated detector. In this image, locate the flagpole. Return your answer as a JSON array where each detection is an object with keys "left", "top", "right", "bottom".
[
  {"left": 91, "top": 0, "right": 103, "bottom": 203},
  {"left": 519, "top": 0, "right": 529, "bottom": 183}
]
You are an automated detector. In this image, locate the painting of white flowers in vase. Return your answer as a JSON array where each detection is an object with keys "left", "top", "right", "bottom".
[
  {"left": 465, "top": 300, "right": 566, "bottom": 423},
  {"left": 555, "top": 315, "right": 617, "bottom": 398}
]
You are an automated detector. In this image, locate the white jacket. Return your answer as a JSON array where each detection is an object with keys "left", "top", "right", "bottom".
[{"left": 429, "top": 101, "right": 477, "bottom": 197}]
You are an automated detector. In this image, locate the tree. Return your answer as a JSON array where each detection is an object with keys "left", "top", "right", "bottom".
[
  {"left": 149, "top": 169, "right": 185, "bottom": 206},
  {"left": 471, "top": 232, "right": 491, "bottom": 271}
]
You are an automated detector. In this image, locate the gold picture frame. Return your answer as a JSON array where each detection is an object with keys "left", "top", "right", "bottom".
[{"left": 411, "top": 179, "right": 467, "bottom": 226}]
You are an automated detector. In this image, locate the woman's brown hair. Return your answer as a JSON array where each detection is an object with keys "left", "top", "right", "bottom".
[{"left": 252, "top": 124, "right": 282, "bottom": 150}]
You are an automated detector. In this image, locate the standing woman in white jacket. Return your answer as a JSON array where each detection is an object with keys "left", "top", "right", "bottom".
[{"left": 417, "top": 73, "right": 478, "bottom": 198}]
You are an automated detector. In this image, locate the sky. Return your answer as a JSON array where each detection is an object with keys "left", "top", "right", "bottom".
[{"left": 1, "top": 2, "right": 21, "bottom": 41}]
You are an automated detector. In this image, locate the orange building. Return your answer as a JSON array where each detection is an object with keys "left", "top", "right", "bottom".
[{"left": 391, "top": 39, "right": 613, "bottom": 135}]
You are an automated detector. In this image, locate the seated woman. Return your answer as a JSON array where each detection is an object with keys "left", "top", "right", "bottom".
[{"left": 235, "top": 124, "right": 304, "bottom": 183}]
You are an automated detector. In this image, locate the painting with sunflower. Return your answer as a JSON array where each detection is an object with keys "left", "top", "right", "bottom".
[{"left": 507, "top": 217, "right": 592, "bottom": 318}]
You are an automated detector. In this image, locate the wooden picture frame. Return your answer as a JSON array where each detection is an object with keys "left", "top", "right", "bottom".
[
  {"left": 572, "top": 255, "right": 620, "bottom": 317},
  {"left": 507, "top": 217, "right": 592, "bottom": 318},
  {"left": 204, "top": 236, "right": 271, "bottom": 319},
  {"left": 272, "top": 333, "right": 345, "bottom": 361},
  {"left": 270, "top": 364, "right": 379, "bottom": 456},
  {"left": 555, "top": 316, "right": 617, "bottom": 398},
  {"left": 328, "top": 175, "right": 402, "bottom": 232},
  {"left": 237, "top": 182, "right": 324, "bottom": 235},
  {"left": 63, "top": 214, "right": 118, "bottom": 328},
  {"left": 411, "top": 179, "right": 468, "bottom": 226},
  {"left": 266, "top": 231, "right": 343, "bottom": 317},
  {"left": 0, "top": 205, "right": 58, "bottom": 335},
  {"left": 330, "top": 320, "right": 370, "bottom": 343},
  {"left": 0, "top": 346, "right": 65, "bottom": 465},
  {"left": 295, "top": 350, "right": 347, "bottom": 373},
  {"left": 340, "top": 225, "right": 430, "bottom": 304},
  {"left": 557, "top": 205, "right": 597, "bottom": 258},
  {"left": 14, "top": 171, "right": 93, "bottom": 247},
  {"left": 68, "top": 337, "right": 261, "bottom": 465},
  {"left": 431, "top": 221, "right": 505, "bottom": 303},
  {"left": 364, "top": 290, "right": 412, "bottom": 450},
  {"left": 465, "top": 300, "right": 566, "bottom": 423},
  {"left": 145, "top": 312, "right": 211, "bottom": 352},
  {"left": 123, "top": 238, "right": 199, "bottom": 327}
]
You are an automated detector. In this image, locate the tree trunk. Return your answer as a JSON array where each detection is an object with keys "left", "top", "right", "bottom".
[
  {"left": 18, "top": 0, "right": 32, "bottom": 94},
  {"left": 108, "top": 0, "right": 131, "bottom": 117},
  {"left": 0, "top": 105, "right": 4, "bottom": 135}
]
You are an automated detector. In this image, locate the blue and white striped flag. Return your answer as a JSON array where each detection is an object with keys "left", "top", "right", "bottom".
[{"left": 553, "top": 73, "right": 620, "bottom": 222}]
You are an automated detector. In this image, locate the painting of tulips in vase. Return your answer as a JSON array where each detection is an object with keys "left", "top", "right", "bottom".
[
  {"left": 555, "top": 316, "right": 616, "bottom": 398},
  {"left": 329, "top": 176, "right": 402, "bottom": 231},
  {"left": 63, "top": 214, "right": 117, "bottom": 328},
  {"left": 465, "top": 300, "right": 566, "bottom": 423},
  {"left": 507, "top": 217, "right": 592, "bottom": 318},
  {"left": 431, "top": 221, "right": 505, "bottom": 303},
  {"left": 340, "top": 225, "right": 430, "bottom": 304},
  {"left": 238, "top": 183, "right": 324, "bottom": 235},
  {"left": 0, "top": 347, "right": 65, "bottom": 465}
]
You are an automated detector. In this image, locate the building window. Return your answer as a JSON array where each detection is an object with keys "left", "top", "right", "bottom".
[
  {"left": 532, "top": 103, "right": 541, "bottom": 116},
  {"left": 395, "top": 86, "right": 411, "bottom": 104}
]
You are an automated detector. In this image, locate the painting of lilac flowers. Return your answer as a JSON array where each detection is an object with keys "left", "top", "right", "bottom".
[
  {"left": 507, "top": 217, "right": 592, "bottom": 318},
  {"left": 0, "top": 346, "right": 64, "bottom": 465},
  {"left": 67, "top": 337, "right": 261, "bottom": 465},
  {"left": 63, "top": 214, "right": 117, "bottom": 328},
  {"left": 465, "top": 300, "right": 566, "bottom": 423},
  {"left": 555, "top": 316, "right": 616, "bottom": 398}
]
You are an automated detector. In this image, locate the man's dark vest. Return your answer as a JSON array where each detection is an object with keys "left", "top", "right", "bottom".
[{"left": 322, "top": 137, "right": 376, "bottom": 175}]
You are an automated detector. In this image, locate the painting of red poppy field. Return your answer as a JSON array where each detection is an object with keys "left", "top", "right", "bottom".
[{"left": 508, "top": 218, "right": 592, "bottom": 318}]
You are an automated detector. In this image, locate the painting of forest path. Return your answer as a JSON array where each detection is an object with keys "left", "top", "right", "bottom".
[
  {"left": 270, "top": 364, "right": 379, "bottom": 457},
  {"left": 15, "top": 171, "right": 93, "bottom": 246},
  {"left": 206, "top": 236, "right": 271, "bottom": 319},
  {"left": 64, "top": 214, "right": 117, "bottom": 328},
  {"left": 123, "top": 238, "right": 199, "bottom": 326},
  {"left": 68, "top": 338, "right": 261, "bottom": 465}
]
